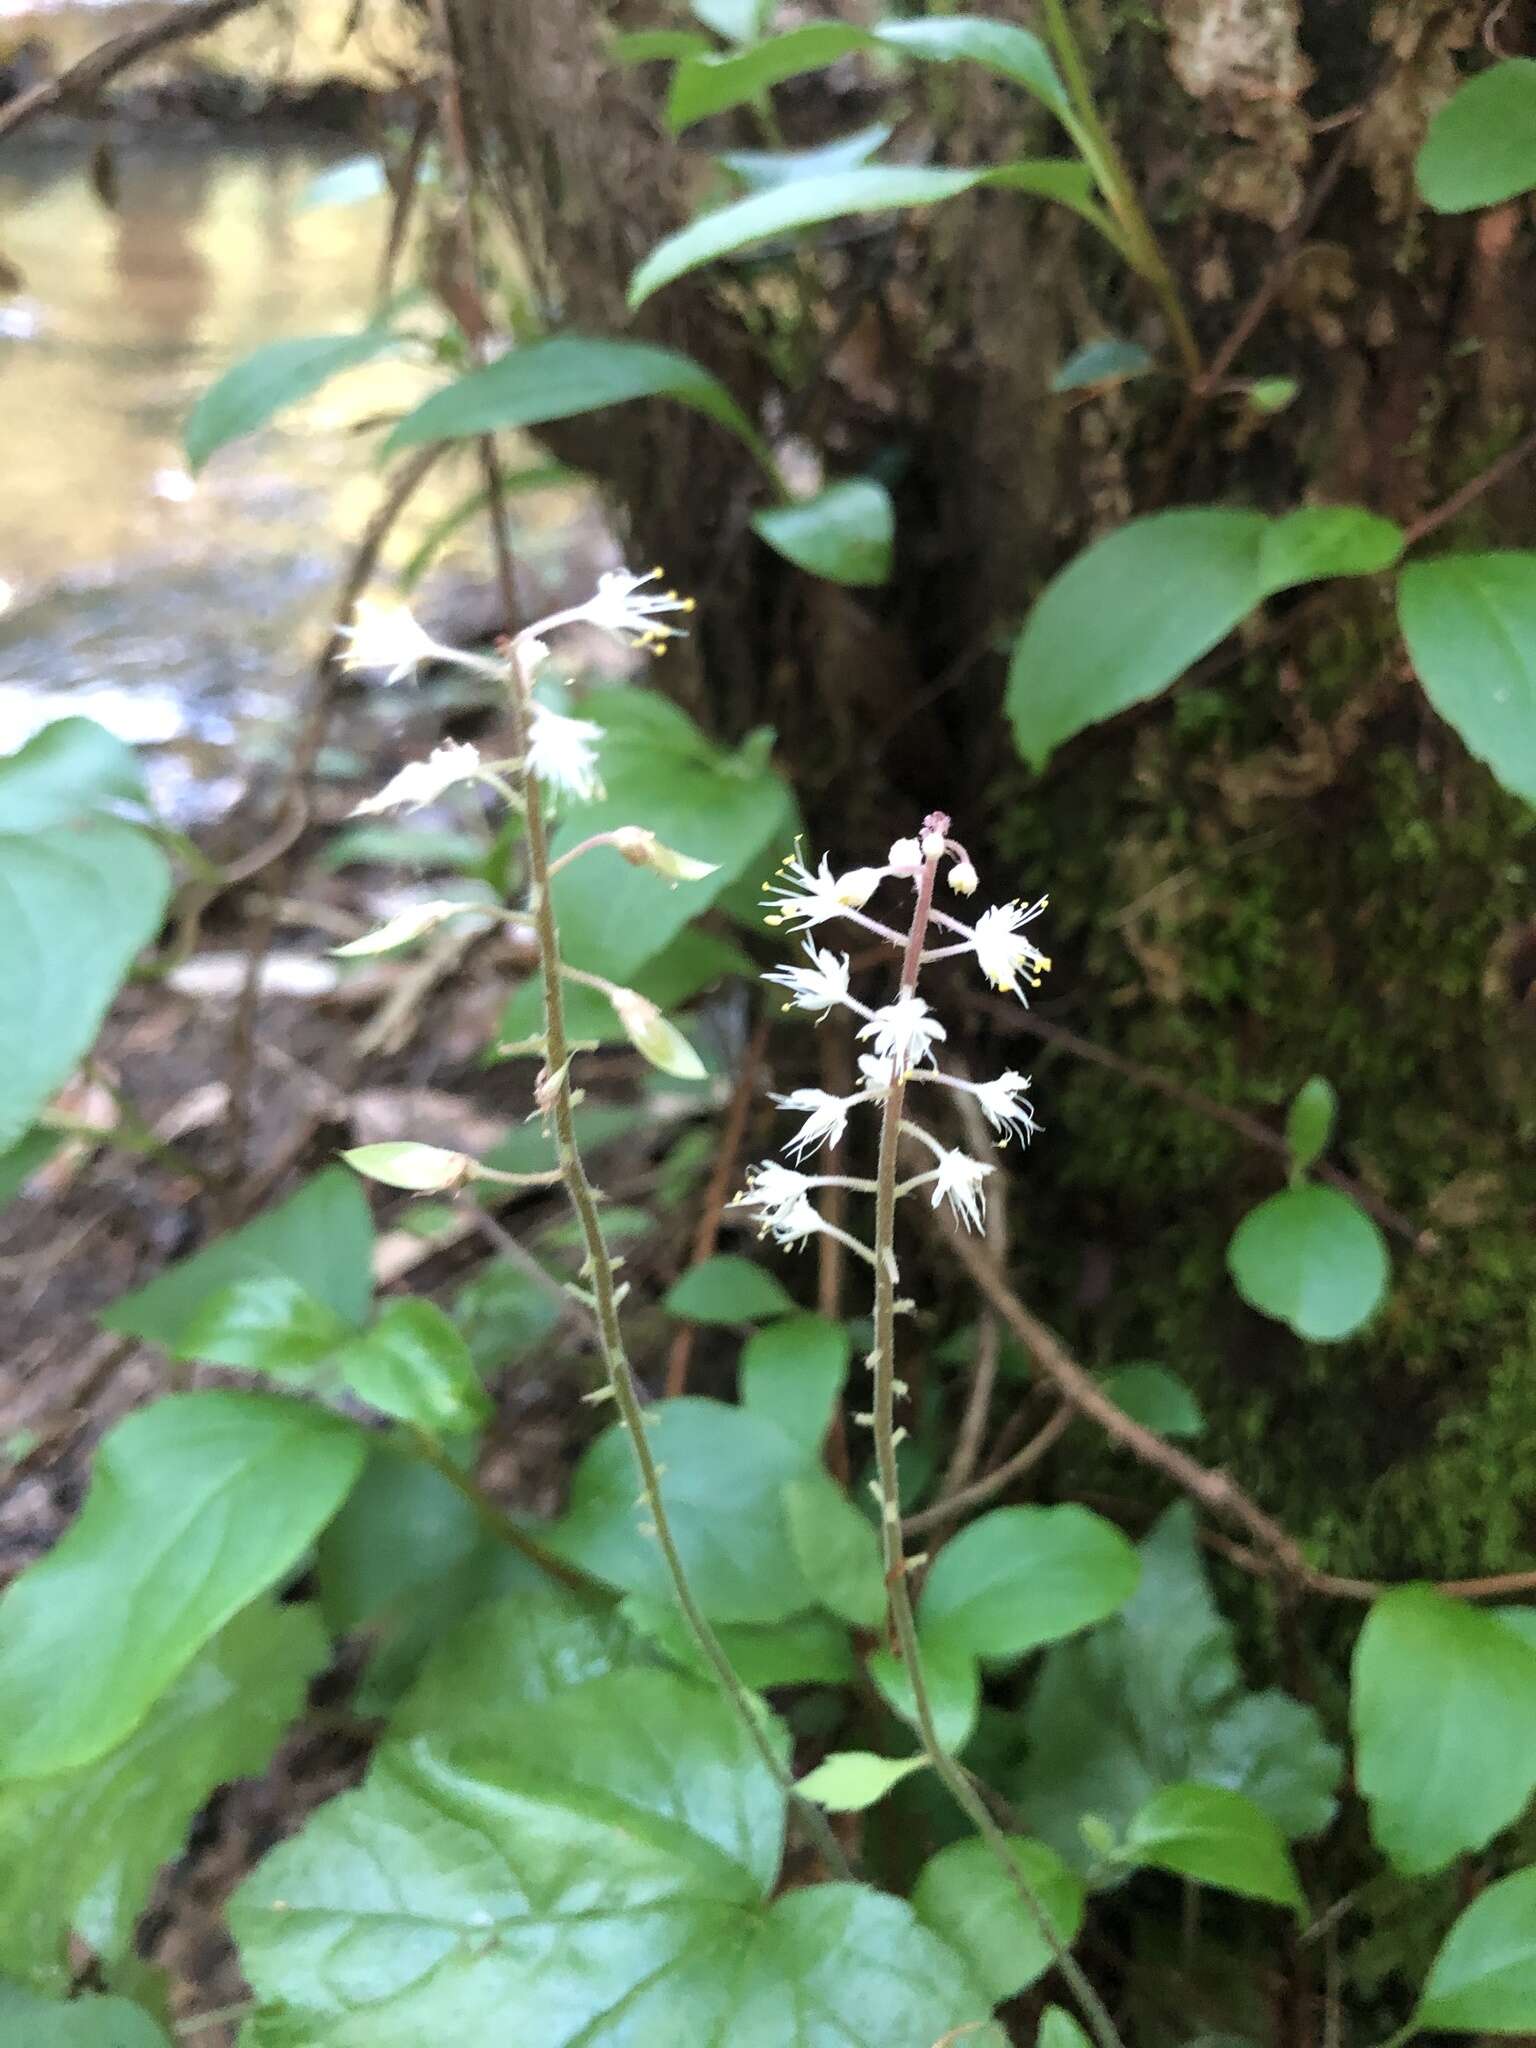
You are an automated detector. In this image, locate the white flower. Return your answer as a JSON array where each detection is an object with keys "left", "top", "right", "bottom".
[
  {"left": 887, "top": 836, "right": 923, "bottom": 873},
  {"left": 337, "top": 600, "right": 442, "bottom": 683},
  {"left": 763, "top": 849, "right": 881, "bottom": 930},
  {"left": 858, "top": 993, "right": 946, "bottom": 1071},
  {"left": 857, "top": 1052, "right": 898, "bottom": 1094},
  {"left": 928, "top": 1147, "right": 992, "bottom": 1231},
  {"left": 738, "top": 1162, "right": 823, "bottom": 1245},
  {"left": 352, "top": 740, "right": 482, "bottom": 815},
  {"left": 582, "top": 568, "right": 694, "bottom": 647},
  {"left": 969, "top": 897, "right": 1051, "bottom": 998},
  {"left": 772, "top": 1086, "right": 856, "bottom": 1161},
  {"left": 970, "top": 1069, "right": 1039, "bottom": 1146},
  {"left": 527, "top": 703, "right": 604, "bottom": 801},
  {"left": 948, "top": 860, "right": 979, "bottom": 896},
  {"left": 764, "top": 941, "right": 853, "bottom": 1018}
]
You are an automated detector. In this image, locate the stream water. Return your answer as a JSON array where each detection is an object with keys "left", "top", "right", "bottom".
[{"left": 0, "top": 113, "right": 486, "bottom": 819}]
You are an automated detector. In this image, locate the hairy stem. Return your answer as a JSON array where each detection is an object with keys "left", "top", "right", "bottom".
[
  {"left": 868, "top": 828, "right": 1125, "bottom": 2048},
  {"left": 508, "top": 645, "right": 852, "bottom": 1881}
]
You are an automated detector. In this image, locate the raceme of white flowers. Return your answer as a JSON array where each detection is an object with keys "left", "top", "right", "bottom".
[
  {"left": 741, "top": 830, "right": 1045, "bottom": 1248},
  {"left": 336, "top": 573, "right": 703, "bottom": 981}
]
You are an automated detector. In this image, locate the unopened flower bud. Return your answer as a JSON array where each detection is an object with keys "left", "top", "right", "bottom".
[
  {"left": 611, "top": 826, "right": 718, "bottom": 882},
  {"left": 948, "top": 860, "right": 979, "bottom": 896},
  {"left": 833, "top": 865, "right": 884, "bottom": 908},
  {"left": 609, "top": 987, "right": 707, "bottom": 1080},
  {"left": 921, "top": 829, "right": 947, "bottom": 861},
  {"left": 887, "top": 836, "right": 923, "bottom": 873},
  {"left": 513, "top": 633, "right": 550, "bottom": 686}
]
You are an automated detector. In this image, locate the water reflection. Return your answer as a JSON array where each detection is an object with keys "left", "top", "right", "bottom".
[{"left": 0, "top": 136, "right": 488, "bottom": 812}]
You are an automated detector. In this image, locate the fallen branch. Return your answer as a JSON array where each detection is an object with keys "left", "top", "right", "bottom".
[{"left": 0, "top": 0, "right": 268, "bottom": 145}]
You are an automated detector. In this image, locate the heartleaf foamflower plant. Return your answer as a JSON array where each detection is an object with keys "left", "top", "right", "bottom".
[
  {"left": 743, "top": 818, "right": 1122, "bottom": 2048},
  {"left": 335, "top": 573, "right": 849, "bottom": 1880}
]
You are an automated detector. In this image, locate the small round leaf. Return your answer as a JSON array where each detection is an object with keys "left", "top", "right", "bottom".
[{"left": 1227, "top": 1185, "right": 1388, "bottom": 1342}]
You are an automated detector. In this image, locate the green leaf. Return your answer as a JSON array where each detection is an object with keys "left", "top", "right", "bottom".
[
  {"left": 451, "top": 1259, "right": 561, "bottom": 1376},
  {"left": 752, "top": 479, "right": 894, "bottom": 586},
  {"left": 1050, "top": 338, "right": 1154, "bottom": 392},
  {"left": 103, "top": 1168, "right": 373, "bottom": 1350},
  {"left": 549, "top": 1396, "right": 816, "bottom": 1623},
  {"left": 1013, "top": 1505, "right": 1341, "bottom": 1875},
  {"left": 631, "top": 161, "right": 1100, "bottom": 305},
  {"left": 334, "top": 1297, "right": 491, "bottom": 1435},
  {"left": 1353, "top": 1584, "right": 1536, "bottom": 1875},
  {"left": 0, "top": 1392, "right": 363, "bottom": 1778},
  {"left": 1257, "top": 505, "right": 1403, "bottom": 586},
  {"left": 0, "top": 1601, "right": 324, "bottom": 1990},
  {"left": 1227, "top": 1183, "right": 1388, "bottom": 1342},
  {"left": 1399, "top": 553, "right": 1536, "bottom": 808},
  {"left": 1284, "top": 1076, "right": 1338, "bottom": 1177},
  {"left": 1417, "top": 59, "right": 1536, "bottom": 212},
  {"left": 665, "top": 1252, "right": 795, "bottom": 1322},
  {"left": 0, "top": 717, "right": 147, "bottom": 832},
  {"left": 1099, "top": 1363, "right": 1205, "bottom": 1438},
  {"left": 498, "top": 926, "right": 749, "bottom": 1050},
  {"left": 545, "top": 689, "right": 792, "bottom": 984},
  {"left": 667, "top": 17, "right": 1067, "bottom": 131},
  {"left": 315, "top": 1442, "right": 526, "bottom": 1711},
  {"left": 869, "top": 1629, "right": 981, "bottom": 1755},
  {"left": 1007, "top": 505, "right": 1401, "bottom": 771},
  {"left": 612, "top": 28, "right": 713, "bottom": 64},
  {"left": 720, "top": 124, "right": 895, "bottom": 192},
  {"left": 1126, "top": 1783, "right": 1302, "bottom": 1909},
  {"left": 236, "top": 1762, "right": 981, "bottom": 2048},
  {"left": 321, "top": 823, "right": 489, "bottom": 875},
  {"left": 783, "top": 1473, "right": 885, "bottom": 1630},
  {"left": 1247, "top": 374, "right": 1299, "bottom": 414},
  {"left": 913, "top": 1836, "right": 1083, "bottom": 2003},
  {"left": 0, "top": 819, "right": 171, "bottom": 1151},
  {"left": 797, "top": 1751, "right": 925, "bottom": 1810},
  {"left": 624, "top": 1595, "right": 857, "bottom": 1688},
  {"left": 740, "top": 1312, "right": 849, "bottom": 1452},
  {"left": 177, "top": 1273, "right": 354, "bottom": 1375},
  {"left": 1039, "top": 2010, "right": 1093, "bottom": 2048},
  {"left": 0, "top": 1985, "right": 169, "bottom": 2048},
  {"left": 918, "top": 1504, "right": 1139, "bottom": 1664},
  {"left": 1417, "top": 1864, "right": 1536, "bottom": 2028},
  {"left": 384, "top": 334, "right": 769, "bottom": 469},
  {"left": 185, "top": 327, "right": 402, "bottom": 471}
]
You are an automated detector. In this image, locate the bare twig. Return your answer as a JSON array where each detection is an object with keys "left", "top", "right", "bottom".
[
  {"left": 981, "top": 998, "right": 1430, "bottom": 1252},
  {"left": 0, "top": 0, "right": 267, "bottom": 144},
  {"left": 1401, "top": 421, "right": 1536, "bottom": 549},
  {"left": 904, "top": 1403, "right": 1073, "bottom": 1536},
  {"left": 664, "top": 1019, "right": 769, "bottom": 1397},
  {"left": 936, "top": 1217, "right": 1536, "bottom": 1605}
]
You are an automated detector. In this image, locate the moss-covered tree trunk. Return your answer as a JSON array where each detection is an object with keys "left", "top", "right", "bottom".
[{"left": 444, "top": 0, "right": 1536, "bottom": 1579}]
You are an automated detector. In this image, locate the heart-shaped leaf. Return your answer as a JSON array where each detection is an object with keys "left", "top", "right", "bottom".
[
  {"left": 1417, "top": 59, "right": 1536, "bottom": 212},
  {"left": 1227, "top": 1183, "right": 1388, "bottom": 1342},
  {"left": 1399, "top": 553, "right": 1536, "bottom": 809}
]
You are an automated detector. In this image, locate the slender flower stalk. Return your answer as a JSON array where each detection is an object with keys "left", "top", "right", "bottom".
[{"left": 748, "top": 814, "right": 1124, "bottom": 2048}]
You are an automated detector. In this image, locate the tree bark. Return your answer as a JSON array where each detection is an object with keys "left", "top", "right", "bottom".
[{"left": 442, "top": 0, "right": 1536, "bottom": 1581}]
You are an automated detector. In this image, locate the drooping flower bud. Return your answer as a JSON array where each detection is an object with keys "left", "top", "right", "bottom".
[
  {"left": 608, "top": 987, "right": 707, "bottom": 1080},
  {"left": 887, "top": 836, "right": 923, "bottom": 873},
  {"left": 948, "top": 860, "right": 979, "bottom": 896},
  {"left": 611, "top": 827, "right": 718, "bottom": 882}
]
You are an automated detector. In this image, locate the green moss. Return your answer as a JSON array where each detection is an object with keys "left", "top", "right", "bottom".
[{"left": 986, "top": 610, "right": 1536, "bottom": 1579}]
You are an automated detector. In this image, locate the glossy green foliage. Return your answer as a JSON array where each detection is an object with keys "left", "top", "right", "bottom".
[
  {"left": 1124, "top": 1783, "right": 1302, "bottom": 1910},
  {"left": 385, "top": 333, "right": 770, "bottom": 469},
  {"left": 665, "top": 1253, "right": 795, "bottom": 1322},
  {"left": 1417, "top": 59, "right": 1536, "bottom": 212},
  {"left": 1353, "top": 1586, "right": 1536, "bottom": 1874},
  {"left": 0, "top": 1393, "right": 361, "bottom": 1778},
  {"left": 912, "top": 1837, "right": 1083, "bottom": 2003},
  {"left": 0, "top": 719, "right": 171, "bottom": 1149},
  {"left": 1014, "top": 1506, "right": 1340, "bottom": 1874},
  {"left": 752, "top": 479, "right": 895, "bottom": 586},
  {"left": 185, "top": 325, "right": 401, "bottom": 469},
  {"left": 1399, "top": 552, "right": 1536, "bottom": 808},
  {"left": 0, "top": 1985, "right": 169, "bottom": 2047},
  {"left": 1227, "top": 1183, "right": 1388, "bottom": 1342},
  {"left": 233, "top": 1585, "right": 987, "bottom": 2045},
  {"left": 1418, "top": 1865, "right": 1536, "bottom": 2028},
  {"left": 1007, "top": 506, "right": 1403, "bottom": 770},
  {"left": 0, "top": 1602, "right": 324, "bottom": 1989}
]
